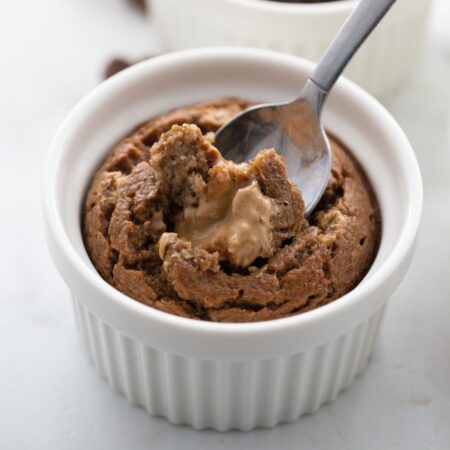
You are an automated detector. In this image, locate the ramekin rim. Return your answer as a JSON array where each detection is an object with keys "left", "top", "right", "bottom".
[
  {"left": 218, "top": 0, "right": 356, "bottom": 14},
  {"left": 43, "top": 47, "right": 422, "bottom": 335}
]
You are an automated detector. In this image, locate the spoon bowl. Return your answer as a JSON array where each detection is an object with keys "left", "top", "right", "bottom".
[{"left": 215, "top": 81, "right": 330, "bottom": 216}]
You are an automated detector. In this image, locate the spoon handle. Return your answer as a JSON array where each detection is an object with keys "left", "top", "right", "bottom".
[{"left": 308, "top": 0, "right": 397, "bottom": 97}]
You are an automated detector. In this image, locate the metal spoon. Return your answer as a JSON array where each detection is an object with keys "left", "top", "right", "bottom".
[{"left": 215, "top": 0, "right": 396, "bottom": 216}]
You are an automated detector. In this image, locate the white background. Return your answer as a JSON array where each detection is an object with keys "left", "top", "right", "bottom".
[{"left": 1, "top": 0, "right": 450, "bottom": 448}]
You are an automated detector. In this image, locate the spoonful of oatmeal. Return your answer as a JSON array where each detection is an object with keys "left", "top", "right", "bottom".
[{"left": 214, "top": 0, "right": 396, "bottom": 216}]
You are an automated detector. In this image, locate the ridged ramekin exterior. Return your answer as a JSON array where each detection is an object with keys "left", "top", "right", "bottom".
[
  {"left": 72, "top": 295, "right": 384, "bottom": 431},
  {"left": 150, "top": 0, "right": 431, "bottom": 96}
]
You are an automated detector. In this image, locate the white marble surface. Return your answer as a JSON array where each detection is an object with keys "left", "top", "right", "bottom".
[{"left": 1, "top": 1, "right": 449, "bottom": 448}]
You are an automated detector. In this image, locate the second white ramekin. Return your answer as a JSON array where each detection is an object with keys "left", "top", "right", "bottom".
[
  {"left": 43, "top": 48, "right": 422, "bottom": 431},
  {"left": 149, "top": 0, "right": 431, "bottom": 97}
]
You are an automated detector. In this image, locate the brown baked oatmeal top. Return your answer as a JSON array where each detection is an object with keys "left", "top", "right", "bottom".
[{"left": 83, "top": 98, "right": 380, "bottom": 322}]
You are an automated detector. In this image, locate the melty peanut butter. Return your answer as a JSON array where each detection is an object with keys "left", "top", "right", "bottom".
[{"left": 175, "top": 181, "right": 275, "bottom": 267}]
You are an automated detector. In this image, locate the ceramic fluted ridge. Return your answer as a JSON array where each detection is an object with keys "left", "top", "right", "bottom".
[{"left": 72, "top": 296, "right": 384, "bottom": 431}]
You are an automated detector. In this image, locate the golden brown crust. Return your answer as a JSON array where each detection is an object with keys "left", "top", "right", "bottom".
[{"left": 83, "top": 98, "right": 380, "bottom": 322}]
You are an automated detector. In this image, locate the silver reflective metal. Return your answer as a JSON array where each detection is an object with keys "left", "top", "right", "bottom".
[{"left": 215, "top": 0, "right": 396, "bottom": 216}]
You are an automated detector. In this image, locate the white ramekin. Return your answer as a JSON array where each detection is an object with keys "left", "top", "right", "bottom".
[
  {"left": 43, "top": 48, "right": 422, "bottom": 431},
  {"left": 149, "top": 0, "right": 431, "bottom": 97}
]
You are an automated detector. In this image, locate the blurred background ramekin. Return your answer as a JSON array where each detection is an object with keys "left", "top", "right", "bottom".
[
  {"left": 149, "top": 0, "right": 432, "bottom": 97},
  {"left": 43, "top": 48, "right": 422, "bottom": 431}
]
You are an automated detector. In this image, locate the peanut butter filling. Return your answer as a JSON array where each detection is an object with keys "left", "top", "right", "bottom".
[{"left": 175, "top": 180, "right": 275, "bottom": 267}]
